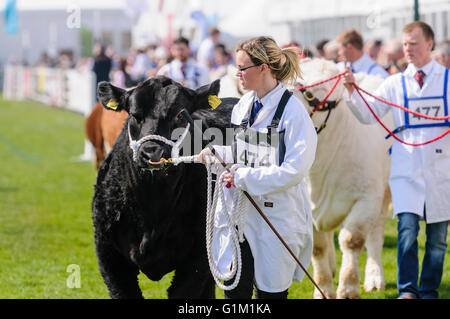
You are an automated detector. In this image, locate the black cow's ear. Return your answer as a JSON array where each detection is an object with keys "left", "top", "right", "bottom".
[
  {"left": 194, "top": 79, "right": 222, "bottom": 111},
  {"left": 97, "top": 82, "right": 127, "bottom": 112}
]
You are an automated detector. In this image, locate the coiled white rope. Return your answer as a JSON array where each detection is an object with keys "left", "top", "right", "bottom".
[
  {"left": 170, "top": 152, "right": 247, "bottom": 290},
  {"left": 204, "top": 155, "right": 246, "bottom": 290}
]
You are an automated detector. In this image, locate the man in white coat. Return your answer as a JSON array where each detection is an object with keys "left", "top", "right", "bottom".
[
  {"left": 341, "top": 21, "right": 449, "bottom": 299},
  {"left": 200, "top": 36, "right": 317, "bottom": 299},
  {"left": 337, "top": 29, "right": 389, "bottom": 79}
]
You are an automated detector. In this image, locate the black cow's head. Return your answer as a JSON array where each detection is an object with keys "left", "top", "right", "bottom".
[{"left": 97, "top": 76, "right": 221, "bottom": 170}]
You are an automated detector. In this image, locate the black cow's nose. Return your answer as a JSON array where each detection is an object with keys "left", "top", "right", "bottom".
[{"left": 140, "top": 145, "right": 164, "bottom": 165}]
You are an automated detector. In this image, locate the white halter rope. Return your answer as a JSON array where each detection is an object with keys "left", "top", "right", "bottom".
[
  {"left": 204, "top": 156, "right": 246, "bottom": 291},
  {"left": 127, "top": 122, "right": 191, "bottom": 163},
  {"left": 127, "top": 121, "right": 246, "bottom": 290}
]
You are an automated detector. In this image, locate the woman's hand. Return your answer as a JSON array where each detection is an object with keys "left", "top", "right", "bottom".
[
  {"left": 199, "top": 147, "right": 213, "bottom": 164},
  {"left": 222, "top": 172, "right": 235, "bottom": 188},
  {"left": 199, "top": 147, "right": 237, "bottom": 188}
]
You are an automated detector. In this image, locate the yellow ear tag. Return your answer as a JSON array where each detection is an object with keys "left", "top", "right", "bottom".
[
  {"left": 208, "top": 95, "right": 222, "bottom": 110},
  {"left": 106, "top": 99, "right": 119, "bottom": 110}
]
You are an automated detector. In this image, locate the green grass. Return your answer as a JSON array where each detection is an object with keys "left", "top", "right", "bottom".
[{"left": 0, "top": 95, "right": 449, "bottom": 299}]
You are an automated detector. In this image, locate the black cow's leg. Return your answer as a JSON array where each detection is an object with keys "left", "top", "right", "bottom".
[
  {"left": 95, "top": 236, "right": 143, "bottom": 299},
  {"left": 167, "top": 255, "right": 215, "bottom": 299}
]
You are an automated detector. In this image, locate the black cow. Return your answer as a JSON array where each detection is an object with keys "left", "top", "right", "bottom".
[{"left": 92, "top": 76, "right": 237, "bottom": 299}]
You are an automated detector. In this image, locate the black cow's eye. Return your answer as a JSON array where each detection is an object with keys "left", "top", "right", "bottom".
[{"left": 175, "top": 111, "right": 184, "bottom": 122}]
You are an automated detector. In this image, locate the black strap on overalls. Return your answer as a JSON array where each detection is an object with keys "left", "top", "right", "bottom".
[{"left": 233, "top": 89, "right": 293, "bottom": 165}]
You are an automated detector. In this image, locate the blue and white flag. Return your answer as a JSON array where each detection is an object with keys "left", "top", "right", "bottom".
[{"left": 4, "top": 0, "right": 19, "bottom": 35}]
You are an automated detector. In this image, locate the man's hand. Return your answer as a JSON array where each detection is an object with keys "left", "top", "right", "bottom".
[{"left": 342, "top": 66, "right": 355, "bottom": 95}]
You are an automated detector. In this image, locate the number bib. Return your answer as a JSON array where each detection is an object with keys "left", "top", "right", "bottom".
[
  {"left": 233, "top": 128, "right": 281, "bottom": 168},
  {"left": 231, "top": 89, "right": 292, "bottom": 167},
  {"left": 397, "top": 69, "right": 450, "bottom": 132},
  {"left": 407, "top": 98, "right": 447, "bottom": 126}
]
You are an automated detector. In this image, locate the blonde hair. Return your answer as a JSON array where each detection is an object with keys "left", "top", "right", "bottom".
[{"left": 236, "top": 36, "right": 302, "bottom": 84}]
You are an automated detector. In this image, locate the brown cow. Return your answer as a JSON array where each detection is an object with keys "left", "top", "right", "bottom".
[{"left": 85, "top": 101, "right": 128, "bottom": 170}]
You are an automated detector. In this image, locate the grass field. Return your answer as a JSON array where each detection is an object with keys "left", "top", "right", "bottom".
[{"left": 0, "top": 95, "right": 449, "bottom": 299}]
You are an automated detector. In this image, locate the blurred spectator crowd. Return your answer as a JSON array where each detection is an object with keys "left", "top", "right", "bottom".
[
  {"left": 7, "top": 26, "right": 450, "bottom": 90},
  {"left": 314, "top": 35, "right": 450, "bottom": 73}
]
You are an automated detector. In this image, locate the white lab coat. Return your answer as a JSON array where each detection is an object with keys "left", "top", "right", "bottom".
[
  {"left": 157, "top": 58, "right": 210, "bottom": 89},
  {"left": 338, "top": 53, "right": 389, "bottom": 79},
  {"left": 212, "top": 83, "right": 317, "bottom": 292},
  {"left": 345, "top": 59, "right": 450, "bottom": 223}
]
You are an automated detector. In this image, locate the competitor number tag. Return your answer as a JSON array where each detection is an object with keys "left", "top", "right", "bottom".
[
  {"left": 208, "top": 95, "right": 222, "bottom": 110},
  {"left": 408, "top": 99, "right": 445, "bottom": 126}
]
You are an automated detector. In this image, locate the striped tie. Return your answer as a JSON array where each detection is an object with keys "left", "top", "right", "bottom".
[
  {"left": 415, "top": 70, "right": 425, "bottom": 88},
  {"left": 249, "top": 100, "right": 263, "bottom": 126}
]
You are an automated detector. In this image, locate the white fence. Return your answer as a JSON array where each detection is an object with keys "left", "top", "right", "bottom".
[
  {"left": 2, "top": 65, "right": 97, "bottom": 160},
  {"left": 3, "top": 65, "right": 96, "bottom": 116}
]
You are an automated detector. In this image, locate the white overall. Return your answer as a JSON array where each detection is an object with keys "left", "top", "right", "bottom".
[{"left": 211, "top": 83, "right": 317, "bottom": 292}]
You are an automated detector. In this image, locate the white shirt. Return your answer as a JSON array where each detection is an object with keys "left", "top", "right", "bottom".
[
  {"left": 196, "top": 38, "right": 215, "bottom": 69},
  {"left": 345, "top": 59, "right": 450, "bottom": 223},
  {"left": 212, "top": 83, "right": 317, "bottom": 291},
  {"left": 157, "top": 59, "right": 210, "bottom": 90},
  {"left": 338, "top": 53, "right": 389, "bottom": 79},
  {"left": 130, "top": 53, "right": 153, "bottom": 80}
]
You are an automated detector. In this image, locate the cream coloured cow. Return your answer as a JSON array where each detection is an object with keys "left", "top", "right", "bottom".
[{"left": 292, "top": 58, "right": 393, "bottom": 299}]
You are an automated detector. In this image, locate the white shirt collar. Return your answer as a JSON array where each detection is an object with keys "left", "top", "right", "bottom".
[
  {"left": 254, "top": 81, "right": 284, "bottom": 107},
  {"left": 404, "top": 59, "right": 435, "bottom": 77}
]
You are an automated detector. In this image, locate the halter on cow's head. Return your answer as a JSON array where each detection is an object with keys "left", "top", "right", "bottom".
[
  {"left": 97, "top": 76, "right": 221, "bottom": 171},
  {"left": 294, "top": 58, "right": 345, "bottom": 133}
]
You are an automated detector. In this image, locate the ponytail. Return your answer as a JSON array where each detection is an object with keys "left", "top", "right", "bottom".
[{"left": 279, "top": 47, "right": 302, "bottom": 84}]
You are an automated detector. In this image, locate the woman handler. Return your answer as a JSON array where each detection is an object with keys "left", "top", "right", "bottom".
[{"left": 199, "top": 36, "right": 317, "bottom": 299}]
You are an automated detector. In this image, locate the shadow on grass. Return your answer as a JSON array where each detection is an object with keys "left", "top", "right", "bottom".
[
  {"left": 385, "top": 282, "right": 397, "bottom": 290},
  {"left": 383, "top": 234, "right": 397, "bottom": 249},
  {"left": 438, "top": 283, "right": 450, "bottom": 299},
  {"left": 0, "top": 187, "right": 19, "bottom": 193}
]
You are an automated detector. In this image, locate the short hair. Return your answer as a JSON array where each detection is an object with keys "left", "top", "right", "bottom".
[
  {"left": 172, "top": 37, "right": 189, "bottom": 47},
  {"left": 402, "top": 21, "right": 434, "bottom": 43},
  {"left": 316, "top": 39, "right": 329, "bottom": 51},
  {"left": 214, "top": 43, "right": 227, "bottom": 55},
  {"left": 209, "top": 27, "right": 220, "bottom": 37},
  {"left": 336, "top": 29, "right": 363, "bottom": 50}
]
